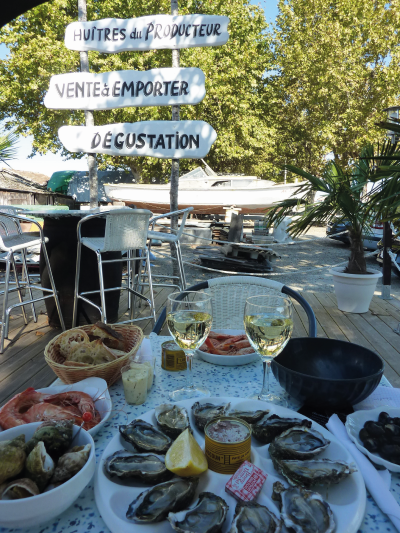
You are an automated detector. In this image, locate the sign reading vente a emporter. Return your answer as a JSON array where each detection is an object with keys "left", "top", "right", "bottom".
[
  {"left": 65, "top": 14, "right": 229, "bottom": 52},
  {"left": 44, "top": 68, "right": 205, "bottom": 110},
  {"left": 58, "top": 121, "right": 217, "bottom": 159}
]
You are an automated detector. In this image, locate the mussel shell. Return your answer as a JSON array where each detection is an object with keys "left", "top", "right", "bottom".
[
  {"left": 252, "top": 415, "right": 312, "bottom": 444},
  {"left": 26, "top": 441, "right": 55, "bottom": 491},
  {"left": 228, "top": 409, "right": 270, "bottom": 425},
  {"left": 0, "top": 478, "right": 40, "bottom": 500},
  {"left": 272, "top": 481, "right": 335, "bottom": 533},
  {"left": 155, "top": 404, "right": 190, "bottom": 439},
  {"left": 271, "top": 457, "right": 356, "bottom": 488},
  {"left": 192, "top": 402, "right": 231, "bottom": 431},
  {"left": 168, "top": 491, "right": 229, "bottom": 533},
  {"left": 120, "top": 419, "right": 172, "bottom": 454},
  {"left": 126, "top": 477, "right": 199, "bottom": 523},
  {"left": 269, "top": 427, "right": 330, "bottom": 460},
  {"left": 0, "top": 435, "right": 26, "bottom": 485},
  {"left": 104, "top": 450, "right": 172, "bottom": 484},
  {"left": 228, "top": 501, "right": 281, "bottom": 533}
]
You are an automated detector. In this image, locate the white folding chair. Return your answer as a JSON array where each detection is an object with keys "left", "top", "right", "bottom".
[
  {"left": 0, "top": 210, "right": 65, "bottom": 353},
  {"left": 72, "top": 208, "right": 156, "bottom": 326}
]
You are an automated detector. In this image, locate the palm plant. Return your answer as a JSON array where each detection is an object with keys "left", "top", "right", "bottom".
[
  {"left": 265, "top": 142, "right": 400, "bottom": 275},
  {"left": 0, "top": 128, "right": 18, "bottom": 166}
]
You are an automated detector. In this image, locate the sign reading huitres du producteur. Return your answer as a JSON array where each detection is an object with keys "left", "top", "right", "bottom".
[
  {"left": 45, "top": 68, "right": 206, "bottom": 110},
  {"left": 65, "top": 15, "right": 229, "bottom": 52},
  {"left": 58, "top": 121, "right": 217, "bottom": 159}
]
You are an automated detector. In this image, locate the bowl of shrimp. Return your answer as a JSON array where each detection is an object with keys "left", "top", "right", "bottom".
[
  {"left": 196, "top": 329, "right": 259, "bottom": 366},
  {"left": 0, "top": 377, "right": 112, "bottom": 437}
]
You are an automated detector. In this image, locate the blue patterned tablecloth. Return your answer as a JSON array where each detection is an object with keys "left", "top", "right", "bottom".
[{"left": 1, "top": 334, "right": 398, "bottom": 533}]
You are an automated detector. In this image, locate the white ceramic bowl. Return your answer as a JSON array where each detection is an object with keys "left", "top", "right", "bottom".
[
  {"left": 195, "top": 329, "right": 259, "bottom": 366},
  {"left": 346, "top": 407, "right": 400, "bottom": 472},
  {"left": 0, "top": 422, "right": 96, "bottom": 528}
]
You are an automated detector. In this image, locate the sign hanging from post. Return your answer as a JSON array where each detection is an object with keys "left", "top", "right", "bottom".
[
  {"left": 65, "top": 14, "right": 229, "bottom": 52},
  {"left": 58, "top": 121, "right": 217, "bottom": 159},
  {"left": 44, "top": 68, "right": 206, "bottom": 110}
]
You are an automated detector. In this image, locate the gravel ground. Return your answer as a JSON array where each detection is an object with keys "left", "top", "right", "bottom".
[{"left": 151, "top": 226, "right": 400, "bottom": 298}]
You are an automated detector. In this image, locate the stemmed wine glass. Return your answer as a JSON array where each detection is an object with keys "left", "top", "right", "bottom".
[
  {"left": 244, "top": 295, "right": 293, "bottom": 405},
  {"left": 167, "top": 291, "right": 213, "bottom": 401}
]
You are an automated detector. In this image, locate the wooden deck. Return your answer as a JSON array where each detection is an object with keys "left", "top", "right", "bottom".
[{"left": 1, "top": 286, "right": 400, "bottom": 406}]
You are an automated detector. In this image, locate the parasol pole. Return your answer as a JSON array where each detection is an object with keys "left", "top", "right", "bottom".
[{"left": 78, "top": 0, "right": 98, "bottom": 208}]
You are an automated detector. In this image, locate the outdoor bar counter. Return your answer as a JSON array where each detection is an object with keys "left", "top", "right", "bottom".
[
  {"left": 7, "top": 334, "right": 398, "bottom": 533},
  {"left": 28, "top": 208, "right": 123, "bottom": 328}
]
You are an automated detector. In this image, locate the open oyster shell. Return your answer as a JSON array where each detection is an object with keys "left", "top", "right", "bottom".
[
  {"left": 0, "top": 478, "right": 40, "bottom": 500},
  {"left": 191, "top": 402, "right": 231, "bottom": 431},
  {"left": 26, "top": 420, "right": 74, "bottom": 459},
  {"left": 168, "top": 491, "right": 229, "bottom": 533},
  {"left": 120, "top": 419, "right": 172, "bottom": 454},
  {"left": 269, "top": 427, "right": 330, "bottom": 460},
  {"left": 228, "top": 409, "right": 270, "bottom": 425},
  {"left": 0, "top": 434, "right": 26, "bottom": 484},
  {"left": 127, "top": 477, "right": 199, "bottom": 523},
  {"left": 104, "top": 450, "right": 172, "bottom": 484},
  {"left": 26, "top": 441, "right": 55, "bottom": 490},
  {"left": 155, "top": 404, "right": 190, "bottom": 439},
  {"left": 272, "top": 457, "right": 356, "bottom": 488},
  {"left": 51, "top": 444, "right": 91, "bottom": 483},
  {"left": 228, "top": 501, "right": 281, "bottom": 533},
  {"left": 272, "top": 481, "right": 335, "bottom": 533},
  {"left": 252, "top": 415, "right": 312, "bottom": 444}
]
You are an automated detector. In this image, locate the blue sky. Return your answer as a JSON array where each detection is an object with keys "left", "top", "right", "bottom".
[{"left": 0, "top": 0, "right": 279, "bottom": 177}]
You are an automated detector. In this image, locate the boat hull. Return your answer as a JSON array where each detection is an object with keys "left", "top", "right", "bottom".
[{"left": 104, "top": 183, "right": 301, "bottom": 214}]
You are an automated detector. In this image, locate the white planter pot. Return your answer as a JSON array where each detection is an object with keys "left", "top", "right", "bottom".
[{"left": 329, "top": 267, "right": 382, "bottom": 313}]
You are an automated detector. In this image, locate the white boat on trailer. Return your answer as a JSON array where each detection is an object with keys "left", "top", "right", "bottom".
[{"left": 104, "top": 164, "right": 301, "bottom": 214}]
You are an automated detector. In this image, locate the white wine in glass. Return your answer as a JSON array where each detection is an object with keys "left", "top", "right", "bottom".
[
  {"left": 167, "top": 291, "right": 213, "bottom": 401},
  {"left": 244, "top": 295, "right": 293, "bottom": 405}
]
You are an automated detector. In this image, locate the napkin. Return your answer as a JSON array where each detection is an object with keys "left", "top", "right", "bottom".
[
  {"left": 353, "top": 386, "right": 400, "bottom": 410},
  {"left": 327, "top": 414, "right": 400, "bottom": 532}
]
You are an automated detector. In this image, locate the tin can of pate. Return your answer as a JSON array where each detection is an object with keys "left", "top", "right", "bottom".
[
  {"left": 204, "top": 417, "right": 252, "bottom": 474},
  {"left": 161, "top": 340, "right": 187, "bottom": 371}
]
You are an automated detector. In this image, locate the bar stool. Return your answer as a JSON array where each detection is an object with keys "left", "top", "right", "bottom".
[
  {"left": 143, "top": 207, "right": 193, "bottom": 291},
  {"left": 72, "top": 208, "right": 156, "bottom": 326},
  {"left": 0, "top": 211, "right": 65, "bottom": 353}
]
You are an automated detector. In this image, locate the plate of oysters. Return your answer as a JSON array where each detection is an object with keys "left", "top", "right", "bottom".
[{"left": 95, "top": 397, "right": 366, "bottom": 533}]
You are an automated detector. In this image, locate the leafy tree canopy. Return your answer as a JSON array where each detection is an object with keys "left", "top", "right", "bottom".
[
  {"left": 0, "top": 0, "right": 274, "bottom": 182},
  {"left": 266, "top": 0, "right": 400, "bottom": 179}
]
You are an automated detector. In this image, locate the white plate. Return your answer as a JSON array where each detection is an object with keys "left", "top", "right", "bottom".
[
  {"left": 346, "top": 407, "right": 400, "bottom": 472},
  {"left": 95, "top": 397, "right": 366, "bottom": 533},
  {"left": 195, "top": 329, "right": 259, "bottom": 366},
  {"left": 0, "top": 377, "right": 112, "bottom": 437}
]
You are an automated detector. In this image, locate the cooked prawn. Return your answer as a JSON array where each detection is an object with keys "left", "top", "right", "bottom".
[
  {"left": 201, "top": 331, "right": 254, "bottom": 356},
  {"left": 0, "top": 388, "right": 101, "bottom": 430}
]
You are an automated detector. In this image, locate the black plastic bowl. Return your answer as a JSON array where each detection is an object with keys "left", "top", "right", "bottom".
[{"left": 271, "top": 337, "right": 384, "bottom": 409}]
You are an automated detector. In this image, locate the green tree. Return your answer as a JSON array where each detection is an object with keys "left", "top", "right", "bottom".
[
  {"left": 0, "top": 128, "right": 18, "bottom": 165},
  {"left": 0, "top": 0, "right": 274, "bottom": 182},
  {"left": 267, "top": 0, "right": 400, "bottom": 179}
]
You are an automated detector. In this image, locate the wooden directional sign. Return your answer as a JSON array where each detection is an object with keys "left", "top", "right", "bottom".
[
  {"left": 44, "top": 68, "right": 205, "bottom": 110},
  {"left": 65, "top": 14, "right": 229, "bottom": 52},
  {"left": 58, "top": 121, "right": 217, "bottom": 159}
]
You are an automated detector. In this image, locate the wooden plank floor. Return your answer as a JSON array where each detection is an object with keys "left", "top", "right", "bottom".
[{"left": 1, "top": 286, "right": 400, "bottom": 406}]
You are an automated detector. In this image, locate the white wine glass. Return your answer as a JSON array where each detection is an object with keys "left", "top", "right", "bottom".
[
  {"left": 167, "top": 291, "right": 213, "bottom": 401},
  {"left": 244, "top": 295, "right": 293, "bottom": 405}
]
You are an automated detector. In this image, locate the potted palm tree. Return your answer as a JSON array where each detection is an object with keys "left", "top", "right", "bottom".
[
  {"left": 0, "top": 128, "right": 18, "bottom": 166},
  {"left": 265, "top": 143, "right": 400, "bottom": 313}
]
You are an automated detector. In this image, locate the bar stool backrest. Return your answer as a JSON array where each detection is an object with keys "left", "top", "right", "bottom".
[
  {"left": 0, "top": 207, "right": 21, "bottom": 247},
  {"left": 101, "top": 209, "right": 152, "bottom": 252}
]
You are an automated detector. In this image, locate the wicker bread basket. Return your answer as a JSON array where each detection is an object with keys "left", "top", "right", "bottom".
[{"left": 44, "top": 324, "right": 144, "bottom": 386}]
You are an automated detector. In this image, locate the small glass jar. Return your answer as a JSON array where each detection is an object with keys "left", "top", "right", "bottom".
[{"left": 121, "top": 364, "right": 149, "bottom": 404}]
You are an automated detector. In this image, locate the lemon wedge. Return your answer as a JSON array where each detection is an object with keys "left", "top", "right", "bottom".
[{"left": 165, "top": 428, "right": 208, "bottom": 476}]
